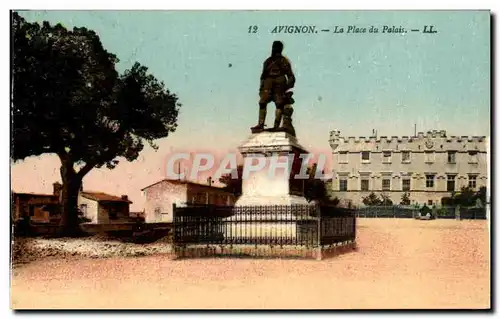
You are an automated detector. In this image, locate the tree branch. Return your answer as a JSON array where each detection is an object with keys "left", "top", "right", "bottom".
[{"left": 77, "top": 161, "right": 95, "bottom": 179}]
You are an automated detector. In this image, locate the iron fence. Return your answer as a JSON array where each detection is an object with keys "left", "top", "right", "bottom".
[
  {"left": 459, "top": 207, "right": 487, "bottom": 219},
  {"left": 172, "top": 204, "right": 356, "bottom": 248},
  {"left": 354, "top": 205, "right": 487, "bottom": 220},
  {"left": 356, "top": 206, "right": 416, "bottom": 218}
]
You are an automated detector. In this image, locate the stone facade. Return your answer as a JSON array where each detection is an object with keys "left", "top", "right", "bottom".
[
  {"left": 329, "top": 129, "right": 488, "bottom": 207},
  {"left": 142, "top": 179, "right": 236, "bottom": 223}
]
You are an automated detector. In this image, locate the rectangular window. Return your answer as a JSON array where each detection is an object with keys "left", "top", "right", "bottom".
[
  {"left": 447, "top": 151, "right": 456, "bottom": 164},
  {"left": 383, "top": 151, "right": 392, "bottom": 163},
  {"left": 402, "top": 179, "right": 411, "bottom": 191},
  {"left": 79, "top": 204, "right": 88, "bottom": 216},
  {"left": 109, "top": 208, "right": 118, "bottom": 220},
  {"left": 469, "top": 151, "right": 478, "bottom": 164},
  {"left": 338, "top": 151, "right": 348, "bottom": 164},
  {"left": 468, "top": 175, "right": 477, "bottom": 189},
  {"left": 401, "top": 151, "right": 411, "bottom": 163},
  {"left": 382, "top": 179, "right": 391, "bottom": 191},
  {"left": 425, "top": 151, "right": 435, "bottom": 163},
  {"left": 361, "top": 179, "right": 369, "bottom": 191},
  {"left": 426, "top": 174, "right": 435, "bottom": 188},
  {"left": 428, "top": 200, "right": 433, "bottom": 206},
  {"left": 190, "top": 192, "right": 203, "bottom": 204},
  {"left": 339, "top": 179, "right": 348, "bottom": 191},
  {"left": 361, "top": 151, "right": 370, "bottom": 162},
  {"left": 447, "top": 175, "right": 456, "bottom": 192}
]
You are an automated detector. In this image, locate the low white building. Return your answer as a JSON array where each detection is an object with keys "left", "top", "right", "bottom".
[
  {"left": 141, "top": 179, "right": 236, "bottom": 223},
  {"left": 328, "top": 129, "right": 488, "bottom": 207},
  {"left": 77, "top": 190, "right": 132, "bottom": 224}
]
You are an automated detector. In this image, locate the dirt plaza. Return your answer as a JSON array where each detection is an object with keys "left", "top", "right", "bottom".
[{"left": 11, "top": 218, "right": 490, "bottom": 310}]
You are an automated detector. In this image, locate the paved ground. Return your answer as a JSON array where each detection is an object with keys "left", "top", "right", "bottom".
[{"left": 10, "top": 218, "right": 490, "bottom": 309}]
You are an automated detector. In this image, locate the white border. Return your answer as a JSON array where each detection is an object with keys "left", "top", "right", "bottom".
[
  {"left": 3, "top": 0, "right": 499, "bottom": 10},
  {"left": 2, "top": 0, "right": 497, "bottom": 316}
]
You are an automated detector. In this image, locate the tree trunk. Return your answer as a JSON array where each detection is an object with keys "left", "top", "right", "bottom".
[{"left": 57, "top": 157, "right": 82, "bottom": 237}]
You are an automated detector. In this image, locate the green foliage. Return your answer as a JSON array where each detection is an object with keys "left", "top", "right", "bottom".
[
  {"left": 440, "top": 186, "right": 487, "bottom": 207},
  {"left": 400, "top": 192, "right": 411, "bottom": 206},
  {"left": 328, "top": 197, "right": 341, "bottom": 206},
  {"left": 304, "top": 163, "right": 334, "bottom": 204},
  {"left": 12, "top": 12, "right": 181, "bottom": 235},
  {"left": 362, "top": 192, "right": 382, "bottom": 206},
  {"left": 219, "top": 165, "right": 243, "bottom": 197},
  {"left": 475, "top": 186, "right": 487, "bottom": 206},
  {"left": 435, "top": 207, "right": 452, "bottom": 217},
  {"left": 12, "top": 12, "right": 180, "bottom": 165},
  {"left": 420, "top": 204, "right": 432, "bottom": 216},
  {"left": 380, "top": 193, "right": 393, "bottom": 206}
]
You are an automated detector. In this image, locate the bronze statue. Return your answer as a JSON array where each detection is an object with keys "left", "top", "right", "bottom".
[
  {"left": 251, "top": 41, "right": 296, "bottom": 133},
  {"left": 281, "top": 91, "right": 296, "bottom": 137}
]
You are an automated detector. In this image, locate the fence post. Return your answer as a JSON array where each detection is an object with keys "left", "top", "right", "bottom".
[
  {"left": 316, "top": 204, "right": 321, "bottom": 260},
  {"left": 173, "top": 204, "right": 178, "bottom": 256},
  {"left": 353, "top": 210, "right": 357, "bottom": 242},
  {"left": 317, "top": 204, "right": 321, "bottom": 245}
]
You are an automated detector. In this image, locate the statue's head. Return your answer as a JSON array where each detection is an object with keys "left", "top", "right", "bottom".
[{"left": 272, "top": 41, "right": 284, "bottom": 55}]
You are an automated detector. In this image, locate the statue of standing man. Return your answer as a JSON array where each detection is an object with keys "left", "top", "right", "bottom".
[{"left": 251, "top": 41, "right": 296, "bottom": 133}]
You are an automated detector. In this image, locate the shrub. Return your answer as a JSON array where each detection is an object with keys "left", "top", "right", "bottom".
[
  {"left": 400, "top": 192, "right": 411, "bottom": 206},
  {"left": 420, "top": 205, "right": 432, "bottom": 217}
]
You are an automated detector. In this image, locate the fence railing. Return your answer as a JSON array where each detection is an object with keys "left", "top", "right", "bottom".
[
  {"left": 172, "top": 204, "right": 356, "bottom": 249},
  {"left": 356, "top": 206, "right": 416, "bottom": 219},
  {"left": 354, "top": 205, "right": 487, "bottom": 220}
]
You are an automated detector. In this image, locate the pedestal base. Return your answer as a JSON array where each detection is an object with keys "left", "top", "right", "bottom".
[{"left": 234, "top": 194, "right": 310, "bottom": 206}]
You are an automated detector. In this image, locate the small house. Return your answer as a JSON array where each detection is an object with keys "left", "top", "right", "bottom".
[
  {"left": 78, "top": 191, "right": 133, "bottom": 224},
  {"left": 141, "top": 179, "right": 236, "bottom": 223}
]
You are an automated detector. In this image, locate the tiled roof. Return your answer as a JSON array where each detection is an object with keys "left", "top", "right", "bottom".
[
  {"left": 12, "top": 192, "right": 57, "bottom": 198},
  {"left": 80, "top": 191, "right": 133, "bottom": 204},
  {"left": 141, "top": 178, "right": 227, "bottom": 191}
]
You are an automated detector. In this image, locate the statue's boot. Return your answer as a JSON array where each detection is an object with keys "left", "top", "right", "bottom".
[
  {"left": 282, "top": 105, "right": 296, "bottom": 136},
  {"left": 273, "top": 108, "right": 283, "bottom": 130},
  {"left": 251, "top": 107, "right": 267, "bottom": 131}
]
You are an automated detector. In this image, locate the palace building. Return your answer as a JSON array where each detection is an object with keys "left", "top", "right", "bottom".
[{"left": 328, "top": 129, "right": 488, "bottom": 207}]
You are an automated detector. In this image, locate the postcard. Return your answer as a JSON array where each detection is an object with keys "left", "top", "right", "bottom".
[{"left": 10, "top": 10, "right": 491, "bottom": 310}]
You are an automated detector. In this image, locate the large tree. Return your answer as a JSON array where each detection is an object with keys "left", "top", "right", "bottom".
[{"left": 12, "top": 12, "right": 181, "bottom": 235}]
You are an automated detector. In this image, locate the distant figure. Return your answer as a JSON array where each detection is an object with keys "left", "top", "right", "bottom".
[{"left": 251, "top": 41, "right": 296, "bottom": 132}]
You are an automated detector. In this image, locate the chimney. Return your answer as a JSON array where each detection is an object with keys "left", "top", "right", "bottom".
[{"left": 121, "top": 195, "right": 128, "bottom": 201}]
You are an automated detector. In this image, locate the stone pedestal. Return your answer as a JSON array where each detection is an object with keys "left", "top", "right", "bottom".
[
  {"left": 224, "top": 131, "right": 314, "bottom": 241},
  {"left": 235, "top": 131, "right": 310, "bottom": 206}
]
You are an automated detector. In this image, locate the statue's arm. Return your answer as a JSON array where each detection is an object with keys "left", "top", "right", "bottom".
[
  {"left": 260, "top": 60, "right": 268, "bottom": 81},
  {"left": 284, "top": 58, "right": 296, "bottom": 88}
]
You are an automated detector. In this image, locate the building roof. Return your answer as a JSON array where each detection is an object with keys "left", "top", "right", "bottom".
[
  {"left": 141, "top": 179, "right": 227, "bottom": 192},
  {"left": 12, "top": 192, "right": 57, "bottom": 198},
  {"left": 80, "top": 191, "right": 133, "bottom": 204}
]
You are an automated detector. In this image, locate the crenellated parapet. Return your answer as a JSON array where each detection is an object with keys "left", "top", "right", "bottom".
[{"left": 329, "top": 129, "right": 488, "bottom": 153}]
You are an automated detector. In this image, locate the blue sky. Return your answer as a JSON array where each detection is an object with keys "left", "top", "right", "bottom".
[
  {"left": 12, "top": 10, "right": 491, "bottom": 208},
  {"left": 18, "top": 10, "right": 490, "bottom": 147}
]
